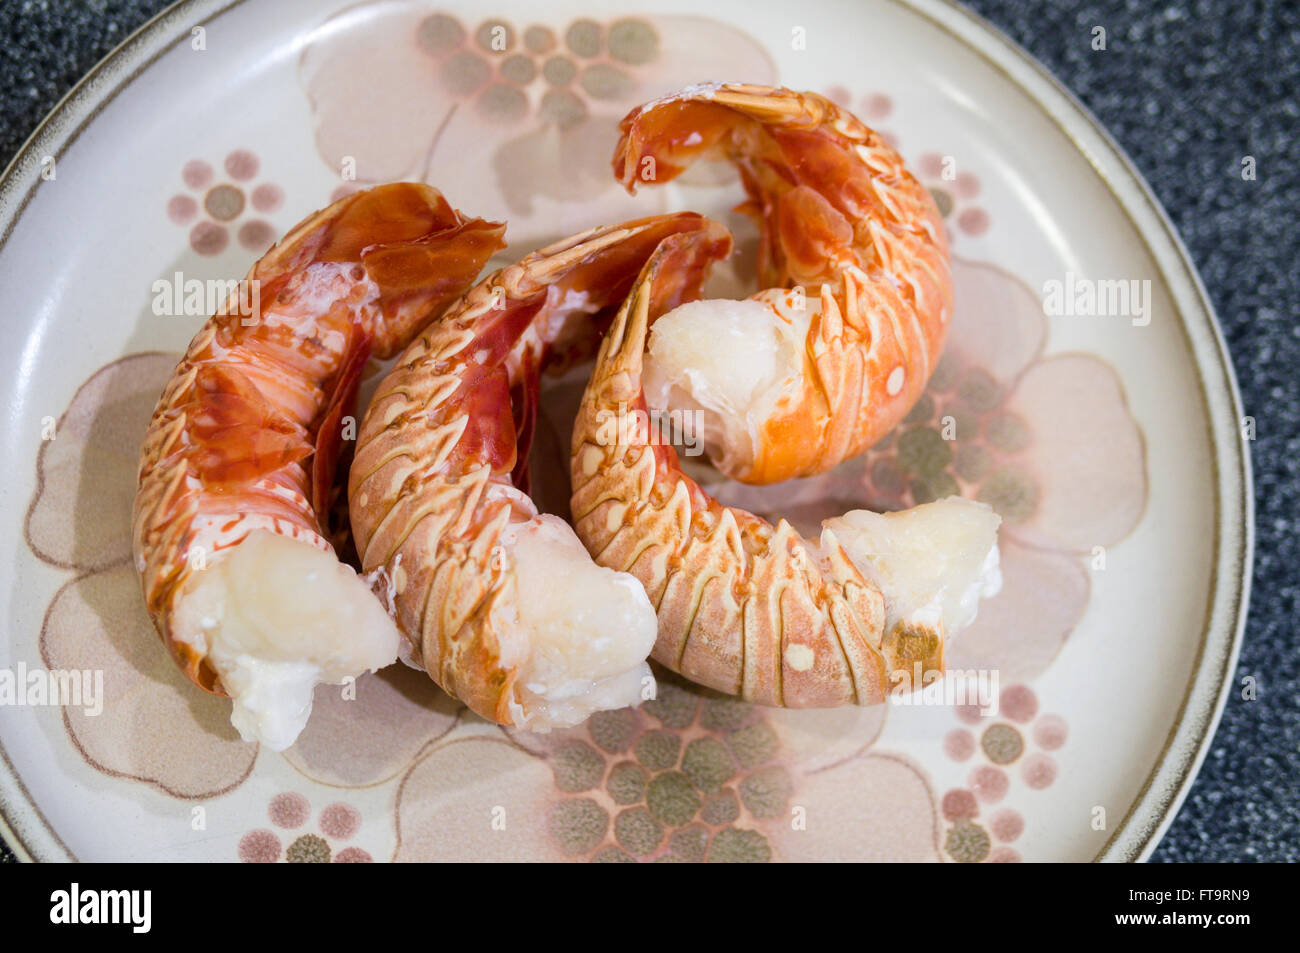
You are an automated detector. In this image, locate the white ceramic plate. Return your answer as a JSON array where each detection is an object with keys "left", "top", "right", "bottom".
[{"left": 0, "top": 0, "right": 1249, "bottom": 862}]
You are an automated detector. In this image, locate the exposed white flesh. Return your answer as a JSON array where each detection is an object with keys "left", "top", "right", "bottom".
[
  {"left": 494, "top": 514, "right": 658, "bottom": 731},
  {"left": 172, "top": 530, "right": 401, "bottom": 751},
  {"left": 643, "top": 290, "right": 811, "bottom": 474},
  {"left": 823, "top": 497, "right": 1003, "bottom": 639}
]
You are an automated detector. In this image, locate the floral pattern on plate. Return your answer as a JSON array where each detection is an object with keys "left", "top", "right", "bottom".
[
  {"left": 28, "top": 354, "right": 258, "bottom": 799},
  {"left": 18, "top": 9, "right": 1151, "bottom": 862},
  {"left": 240, "top": 792, "right": 373, "bottom": 862},
  {"left": 300, "top": 4, "right": 777, "bottom": 244},
  {"left": 939, "top": 683, "right": 1069, "bottom": 862},
  {"left": 166, "top": 150, "right": 284, "bottom": 256}
]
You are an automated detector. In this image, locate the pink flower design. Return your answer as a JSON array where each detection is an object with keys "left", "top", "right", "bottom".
[
  {"left": 939, "top": 684, "right": 1067, "bottom": 862},
  {"left": 239, "top": 793, "right": 372, "bottom": 862},
  {"left": 300, "top": 5, "right": 777, "bottom": 244},
  {"left": 916, "top": 151, "right": 990, "bottom": 238},
  {"left": 28, "top": 354, "right": 258, "bottom": 798},
  {"left": 874, "top": 257, "right": 1147, "bottom": 679},
  {"left": 709, "top": 255, "right": 1147, "bottom": 683},
  {"left": 25, "top": 350, "right": 466, "bottom": 803},
  {"left": 283, "top": 663, "right": 463, "bottom": 789},
  {"left": 824, "top": 86, "right": 901, "bottom": 148},
  {"left": 824, "top": 84, "right": 990, "bottom": 239},
  {"left": 389, "top": 671, "right": 939, "bottom": 863},
  {"left": 166, "top": 150, "right": 283, "bottom": 255}
]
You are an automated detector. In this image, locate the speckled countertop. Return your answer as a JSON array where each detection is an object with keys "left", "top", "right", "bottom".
[{"left": 1, "top": 0, "right": 1295, "bottom": 862}]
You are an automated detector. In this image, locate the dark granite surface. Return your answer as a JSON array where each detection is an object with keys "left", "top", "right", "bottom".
[{"left": 0, "top": 0, "right": 1295, "bottom": 862}]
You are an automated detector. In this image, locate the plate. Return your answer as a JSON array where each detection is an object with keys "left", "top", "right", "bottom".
[{"left": 0, "top": 0, "right": 1250, "bottom": 862}]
